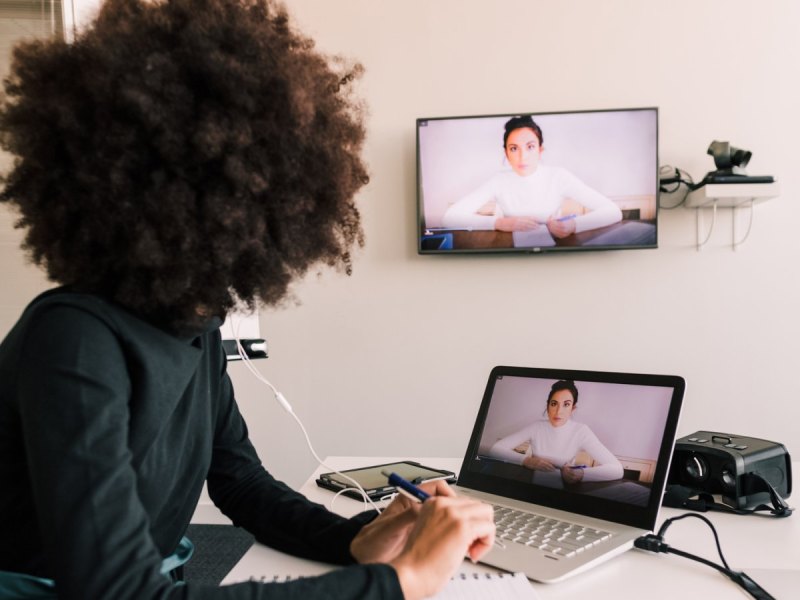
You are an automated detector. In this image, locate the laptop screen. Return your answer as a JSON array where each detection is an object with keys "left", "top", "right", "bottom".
[{"left": 457, "top": 366, "right": 685, "bottom": 530}]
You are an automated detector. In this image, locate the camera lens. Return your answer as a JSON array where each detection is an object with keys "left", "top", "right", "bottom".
[
  {"left": 730, "top": 148, "right": 752, "bottom": 168},
  {"left": 684, "top": 454, "right": 708, "bottom": 482},
  {"left": 722, "top": 468, "right": 736, "bottom": 490}
]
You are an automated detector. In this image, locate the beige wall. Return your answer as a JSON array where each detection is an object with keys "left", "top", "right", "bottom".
[
  {"left": 0, "top": 203, "right": 52, "bottom": 337},
  {"left": 3, "top": 0, "right": 799, "bottom": 487}
]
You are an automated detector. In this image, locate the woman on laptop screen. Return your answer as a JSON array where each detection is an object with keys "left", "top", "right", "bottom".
[
  {"left": 440, "top": 115, "right": 623, "bottom": 238},
  {"left": 488, "top": 380, "right": 623, "bottom": 483}
]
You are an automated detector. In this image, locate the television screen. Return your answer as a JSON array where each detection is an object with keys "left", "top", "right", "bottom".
[{"left": 416, "top": 107, "right": 658, "bottom": 254}]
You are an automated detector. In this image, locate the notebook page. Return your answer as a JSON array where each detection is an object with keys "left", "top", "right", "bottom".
[
  {"left": 221, "top": 543, "right": 539, "bottom": 598},
  {"left": 432, "top": 572, "right": 540, "bottom": 599},
  {"left": 512, "top": 229, "right": 556, "bottom": 248},
  {"left": 231, "top": 567, "right": 539, "bottom": 598}
]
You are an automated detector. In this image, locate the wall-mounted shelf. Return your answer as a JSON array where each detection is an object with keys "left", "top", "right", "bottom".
[{"left": 685, "top": 182, "right": 779, "bottom": 250}]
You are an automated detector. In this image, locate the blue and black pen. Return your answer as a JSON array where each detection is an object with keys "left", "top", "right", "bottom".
[
  {"left": 382, "top": 470, "right": 504, "bottom": 548},
  {"left": 381, "top": 470, "right": 430, "bottom": 502}
]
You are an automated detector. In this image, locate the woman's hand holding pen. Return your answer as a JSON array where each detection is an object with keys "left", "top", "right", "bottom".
[
  {"left": 352, "top": 479, "right": 496, "bottom": 600},
  {"left": 561, "top": 464, "right": 585, "bottom": 484},
  {"left": 388, "top": 482, "right": 496, "bottom": 600},
  {"left": 349, "top": 484, "right": 425, "bottom": 565},
  {"left": 495, "top": 216, "right": 540, "bottom": 232},
  {"left": 547, "top": 214, "right": 577, "bottom": 238}
]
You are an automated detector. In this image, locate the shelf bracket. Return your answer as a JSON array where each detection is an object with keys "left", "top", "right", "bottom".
[
  {"left": 686, "top": 181, "right": 778, "bottom": 250},
  {"left": 695, "top": 200, "right": 718, "bottom": 251},
  {"left": 732, "top": 199, "right": 755, "bottom": 250}
]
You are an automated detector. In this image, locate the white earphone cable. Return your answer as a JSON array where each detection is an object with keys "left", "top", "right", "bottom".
[{"left": 230, "top": 317, "right": 383, "bottom": 513}]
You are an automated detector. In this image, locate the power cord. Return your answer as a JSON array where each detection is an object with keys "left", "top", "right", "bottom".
[
  {"left": 634, "top": 513, "right": 775, "bottom": 599},
  {"left": 664, "top": 478, "right": 792, "bottom": 518},
  {"left": 658, "top": 165, "right": 696, "bottom": 209}
]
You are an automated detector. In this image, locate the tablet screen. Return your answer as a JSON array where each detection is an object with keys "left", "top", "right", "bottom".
[{"left": 321, "top": 461, "right": 455, "bottom": 491}]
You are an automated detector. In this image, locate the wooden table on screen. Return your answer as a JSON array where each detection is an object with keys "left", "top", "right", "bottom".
[{"left": 435, "top": 219, "right": 656, "bottom": 250}]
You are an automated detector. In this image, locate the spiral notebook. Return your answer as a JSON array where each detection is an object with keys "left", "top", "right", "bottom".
[
  {"left": 250, "top": 572, "right": 538, "bottom": 599},
  {"left": 435, "top": 572, "right": 539, "bottom": 599},
  {"left": 222, "top": 540, "right": 539, "bottom": 598}
]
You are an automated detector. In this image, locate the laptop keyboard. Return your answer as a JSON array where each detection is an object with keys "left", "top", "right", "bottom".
[{"left": 493, "top": 505, "right": 612, "bottom": 559}]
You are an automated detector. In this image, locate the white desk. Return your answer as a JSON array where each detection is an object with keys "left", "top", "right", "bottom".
[{"left": 217, "top": 457, "right": 799, "bottom": 599}]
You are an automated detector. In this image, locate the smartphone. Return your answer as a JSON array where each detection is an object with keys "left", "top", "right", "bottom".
[{"left": 316, "top": 461, "right": 457, "bottom": 501}]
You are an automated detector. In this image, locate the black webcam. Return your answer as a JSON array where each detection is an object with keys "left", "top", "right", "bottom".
[{"left": 695, "top": 140, "right": 774, "bottom": 186}]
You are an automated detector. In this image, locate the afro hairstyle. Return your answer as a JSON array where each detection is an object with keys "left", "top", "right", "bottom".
[{"left": 0, "top": 0, "right": 368, "bottom": 329}]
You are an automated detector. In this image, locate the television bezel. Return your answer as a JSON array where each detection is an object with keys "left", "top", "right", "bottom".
[{"left": 415, "top": 106, "right": 660, "bottom": 255}]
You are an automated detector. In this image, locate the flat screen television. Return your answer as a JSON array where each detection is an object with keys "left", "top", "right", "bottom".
[{"left": 416, "top": 107, "right": 659, "bottom": 254}]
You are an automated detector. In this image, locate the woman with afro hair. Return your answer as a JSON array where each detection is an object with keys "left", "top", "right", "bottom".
[{"left": 0, "top": 1, "right": 495, "bottom": 598}]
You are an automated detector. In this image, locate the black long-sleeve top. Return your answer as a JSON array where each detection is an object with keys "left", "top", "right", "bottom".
[{"left": 0, "top": 288, "right": 402, "bottom": 599}]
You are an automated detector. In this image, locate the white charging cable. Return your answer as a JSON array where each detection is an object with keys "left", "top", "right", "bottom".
[{"left": 230, "top": 317, "right": 383, "bottom": 514}]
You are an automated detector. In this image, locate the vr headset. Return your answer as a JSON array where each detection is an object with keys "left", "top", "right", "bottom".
[{"left": 665, "top": 431, "right": 792, "bottom": 517}]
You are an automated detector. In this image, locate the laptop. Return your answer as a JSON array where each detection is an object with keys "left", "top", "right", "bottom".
[{"left": 453, "top": 365, "right": 685, "bottom": 583}]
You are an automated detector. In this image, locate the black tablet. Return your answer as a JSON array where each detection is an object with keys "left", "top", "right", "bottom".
[{"left": 316, "top": 461, "right": 457, "bottom": 501}]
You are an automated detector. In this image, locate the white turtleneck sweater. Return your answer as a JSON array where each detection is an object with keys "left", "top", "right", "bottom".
[{"left": 488, "top": 419, "right": 624, "bottom": 482}]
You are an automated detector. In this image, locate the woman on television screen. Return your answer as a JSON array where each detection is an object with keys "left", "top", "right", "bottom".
[
  {"left": 488, "top": 380, "right": 623, "bottom": 484},
  {"left": 441, "top": 115, "right": 622, "bottom": 238}
]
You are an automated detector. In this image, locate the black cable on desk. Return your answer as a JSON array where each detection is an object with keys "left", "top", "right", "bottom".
[{"left": 634, "top": 513, "right": 775, "bottom": 600}]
